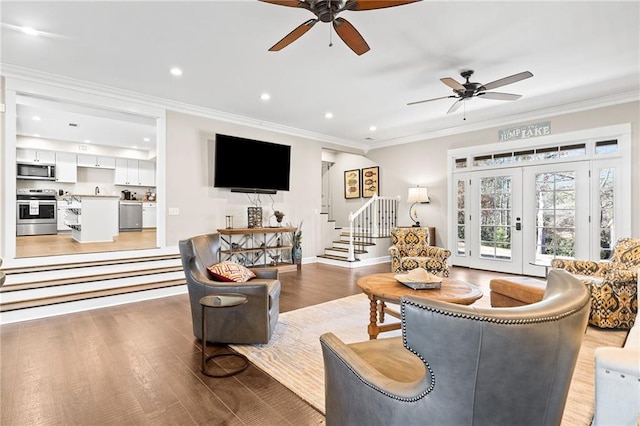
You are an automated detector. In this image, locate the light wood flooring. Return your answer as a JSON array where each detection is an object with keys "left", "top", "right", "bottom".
[
  {"left": 0, "top": 263, "right": 626, "bottom": 425},
  {"left": 15, "top": 229, "right": 157, "bottom": 258}
]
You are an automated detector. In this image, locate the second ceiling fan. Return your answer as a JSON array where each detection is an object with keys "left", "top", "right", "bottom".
[
  {"left": 259, "top": 0, "right": 421, "bottom": 56},
  {"left": 408, "top": 69, "right": 534, "bottom": 114}
]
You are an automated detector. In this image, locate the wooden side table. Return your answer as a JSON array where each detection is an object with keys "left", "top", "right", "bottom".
[{"left": 199, "top": 294, "right": 249, "bottom": 377}]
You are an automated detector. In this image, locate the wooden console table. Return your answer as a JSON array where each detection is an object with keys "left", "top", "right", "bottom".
[{"left": 217, "top": 227, "right": 296, "bottom": 269}]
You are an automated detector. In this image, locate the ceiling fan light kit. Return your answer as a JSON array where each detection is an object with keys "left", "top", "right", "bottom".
[
  {"left": 260, "top": 0, "right": 422, "bottom": 55},
  {"left": 408, "top": 69, "right": 534, "bottom": 115}
]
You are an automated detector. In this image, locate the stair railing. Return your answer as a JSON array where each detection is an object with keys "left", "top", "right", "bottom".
[{"left": 347, "top": 194, "right": 399, "bottom": 261}]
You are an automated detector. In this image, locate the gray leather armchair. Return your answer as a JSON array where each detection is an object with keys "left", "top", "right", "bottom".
[
  {"left": 320, "top": 269, "right": 590, "bottom": 426},
  {"left": 179, "top": 233, "right": 281, "bottom": 344}
]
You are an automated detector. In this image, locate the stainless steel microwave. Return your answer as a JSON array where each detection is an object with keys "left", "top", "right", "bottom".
[{"left": 17, "top": 163, "right": 56, "bottom": 180}]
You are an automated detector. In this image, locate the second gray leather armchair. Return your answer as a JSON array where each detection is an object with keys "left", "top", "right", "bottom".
[{"left": 320, "top": 269, "right": 590, "bottom": 426}]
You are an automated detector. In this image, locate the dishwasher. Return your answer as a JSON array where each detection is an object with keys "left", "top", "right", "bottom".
[{"left": 119, "top": 201, "right": 143, "bottom": 231}]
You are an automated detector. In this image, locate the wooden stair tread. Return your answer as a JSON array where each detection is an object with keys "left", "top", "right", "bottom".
[
  {"left": 0, "top": 279, "right": 186, "bottom": 312},
  {"left": 0, "top": 266, "right": 184, "bottom": 293},
  {"left": 2, "top": 254, "right": 180, "bottom": 275},
  {"left": 317, "top": 254, "right": 360, "bottom": 262},
  {"left": 332, "top": 240, "right": 376, "bottom": 246},
  {"left": 324, "top": 247, "right": 367, "bottom": 254}
]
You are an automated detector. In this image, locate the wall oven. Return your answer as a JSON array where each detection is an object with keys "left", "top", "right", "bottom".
[
  {"left": 16, "top": 189, "right": 57, "bottom": 236},
  {"left": 17, "top": 163, "right": 56, "bottom": 181}
]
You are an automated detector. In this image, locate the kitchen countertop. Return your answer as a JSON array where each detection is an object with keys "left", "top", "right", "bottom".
[{"left": 71, "top": 194, "right": 121, "bottom": 198}]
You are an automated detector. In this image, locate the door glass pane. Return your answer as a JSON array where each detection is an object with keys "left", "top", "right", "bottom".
[
  {"left": 456, "top": 179, "right": 466, "bottom": 256},
  {"left": 534, "top": 171, "right": 576, "bottom": 261},
  {"left": 599, "top": 168, "right": 615, "bottom": 259},
  {"left": 480, "top": 176, "right": 512, "bottom": 260}
]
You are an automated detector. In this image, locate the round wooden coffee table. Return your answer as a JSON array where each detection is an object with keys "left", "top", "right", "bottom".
[{"left": 357, "top": 272, "right": 483, "bottom": 339}]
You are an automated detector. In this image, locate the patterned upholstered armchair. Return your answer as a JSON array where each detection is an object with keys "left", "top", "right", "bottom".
[
  {"left": 551, "top": 237, "right": 640, "bottom": 329},
  {"left": 389, "top": 227, "right": 451, "bottom": 276}
]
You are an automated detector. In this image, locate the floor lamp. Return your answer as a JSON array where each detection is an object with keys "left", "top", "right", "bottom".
[{"left": 408, "top": 186, "right": 430, "bottom": 227}]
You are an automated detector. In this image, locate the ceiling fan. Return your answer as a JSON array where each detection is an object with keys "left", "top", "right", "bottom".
[
  {"left": 408, "top": 69, "right": 534, "bottom": 114},
  {"left": 259, "top": 0, "right": 421, "bottom": 56}
]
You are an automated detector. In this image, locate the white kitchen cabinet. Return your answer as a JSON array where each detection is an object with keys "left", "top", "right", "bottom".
[
  {"left": 142, "top": 202, "right": 157, "bottom": 228},
  {"left": 115, "top": 159, "right": 155, "bottom": 186},
  {"left": 55, "top": 152, "right": 77, "bottom": 183},
  {"left": 77, "top": 155, "right": 116, "bottom": 169},
  {"left": 115, "top": 159, "right": 136, "bottom": 185},
  {"left": 16, "top": 148, "right": 56, "bottom": 164},
  {"left": 138, "top": 160, "right": 155, "bottom": 186}
]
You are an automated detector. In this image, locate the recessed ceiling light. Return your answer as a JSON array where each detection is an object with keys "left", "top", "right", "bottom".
[
  {"left": 32, "top": 115, "right": 41, "bottom": 121},
  {"left": 33, "top": 133, "right": 40, "bottom": 137},
  {"left": 21, "top": 26, "right": 40, "bottom": 36},
  {"left": 84, "top": 139, "right": 91, "bottom": 143},
  {"left": 132, "top": 145, "right": 138, "bottom": 149},
  {"left": 143, "top": 137, "right": 150, "bottom": 142},
  {"left": 369, "top": 126, "right": 377, "bottom": 132},
  {"left": 325, "top": 112, "right": 333, "bottom": 119},
  {"left": 260, "top": 93, "right": 271, "bottom": 101},
  {"left": 169, "top": 67, "right": 183, "bottom": 76}
]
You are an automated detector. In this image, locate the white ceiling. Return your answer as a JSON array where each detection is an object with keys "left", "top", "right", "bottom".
[{"left": 2, "top": 1, "right": 639, "bottom": 151}]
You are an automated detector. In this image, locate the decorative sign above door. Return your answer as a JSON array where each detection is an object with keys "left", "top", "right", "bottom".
[{"left": 499, "top": 121, "right": 551, "bottom": 142}]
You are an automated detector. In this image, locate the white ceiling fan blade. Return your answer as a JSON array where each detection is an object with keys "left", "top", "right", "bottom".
[
  {"left": 447, "top": 99, "right": 464, "bottom": 114},
  {"left": 477, "top": 92, "right": 522, "bottom": 101}
]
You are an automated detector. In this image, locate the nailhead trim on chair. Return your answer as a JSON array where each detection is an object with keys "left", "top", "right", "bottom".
[{"left": 401, "top": 298, "right": 588, "bottom": 325}]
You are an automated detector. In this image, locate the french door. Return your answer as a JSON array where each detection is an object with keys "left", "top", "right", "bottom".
[
  {"left": 521, "top": 162, "right": 590, "bottom": 276},
  {"left": 453, "top": 162, "right": 590, "bottom": 276}
]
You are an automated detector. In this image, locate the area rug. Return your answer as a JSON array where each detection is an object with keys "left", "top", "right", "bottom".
[{"left": 230, "top": 293, "right": 627, "bottom": 424}]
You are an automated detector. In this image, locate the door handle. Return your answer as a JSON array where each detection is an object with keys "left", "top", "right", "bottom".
[{"left": 515, "top": 223, "right": 522, "bottom": 231}]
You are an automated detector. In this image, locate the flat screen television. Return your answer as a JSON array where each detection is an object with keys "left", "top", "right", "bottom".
[{"left": 213, "top": 133, "right": 291, "bottom": 194}]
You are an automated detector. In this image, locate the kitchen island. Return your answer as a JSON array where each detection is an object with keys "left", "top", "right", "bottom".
[{"left": 64, "top": 194, "right": 120, "bottom": 243}]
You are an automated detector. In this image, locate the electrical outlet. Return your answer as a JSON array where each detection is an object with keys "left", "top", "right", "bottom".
[{"left": 168, "top": 208, "right": 180, "bottom": 216}]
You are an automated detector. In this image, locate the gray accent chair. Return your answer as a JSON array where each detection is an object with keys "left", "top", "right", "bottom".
[
  {"left": 320, "top": 269, "right": 590, "bottom": 426},
  {"left": 179, "top": 233, "right": 281, "bottom": 344}
]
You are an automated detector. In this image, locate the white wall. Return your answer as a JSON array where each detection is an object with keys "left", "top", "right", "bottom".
[
  {"left": 164, "top": 111, "right": 324, "bottom": 258},
  {"left": 365, "top": 101, "right": 640, "bottom": 248}
]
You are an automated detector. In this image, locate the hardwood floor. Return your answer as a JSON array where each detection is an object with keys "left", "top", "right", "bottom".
[
  {"left": 0, "top": 263, "right": 522, "bottom": 425},
  {"left": 15, "top": 229, "right": 157, "bottom": 258}
]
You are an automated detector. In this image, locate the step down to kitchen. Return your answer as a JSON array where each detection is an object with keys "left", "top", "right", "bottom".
[
  {"left": 1, "top": 279, "right": 186, "bottom": 313},
  {"left": 0, "top": 253, "right": 186, "bottom": 322},
  {"left": 2, "top": 253, "right": 181, "bottom": 275}
]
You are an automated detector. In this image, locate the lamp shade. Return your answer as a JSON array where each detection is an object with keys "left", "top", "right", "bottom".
[{"left": 407, "top": 186, "right": 430, "bottom": 203}]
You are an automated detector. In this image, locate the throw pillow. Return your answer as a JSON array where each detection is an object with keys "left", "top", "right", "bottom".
[{"left": 207, "top": 261, "right": 256, "bottom": 282}]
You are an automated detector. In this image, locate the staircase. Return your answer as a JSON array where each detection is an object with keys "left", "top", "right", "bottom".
[
  {"left": 317, "top": 230, "right": 384, "bottom": 265},
  {"left": 0, "top": 253, "right": 186, "bottom": 324},
  {"left": 317, "top": 195, "right": 398, "bottom": 268}
]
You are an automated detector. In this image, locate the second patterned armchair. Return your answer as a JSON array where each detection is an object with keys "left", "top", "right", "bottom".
[
  {"left": 389, "top": 227, "right": 451, "bottom": 276},
  {"left": 551, "top": 237, "right": 640, "bottom": 329}
]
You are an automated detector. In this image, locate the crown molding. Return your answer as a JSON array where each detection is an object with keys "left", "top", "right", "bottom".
[
  {"left": 1, "top": 64, "right": 367, "bottom": 151},
  {"left": 365, "top": 90, "right": 640, "bottom": 151},
  {"left": 3, "top": 64, "right": 636, "bottom": 154}
]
